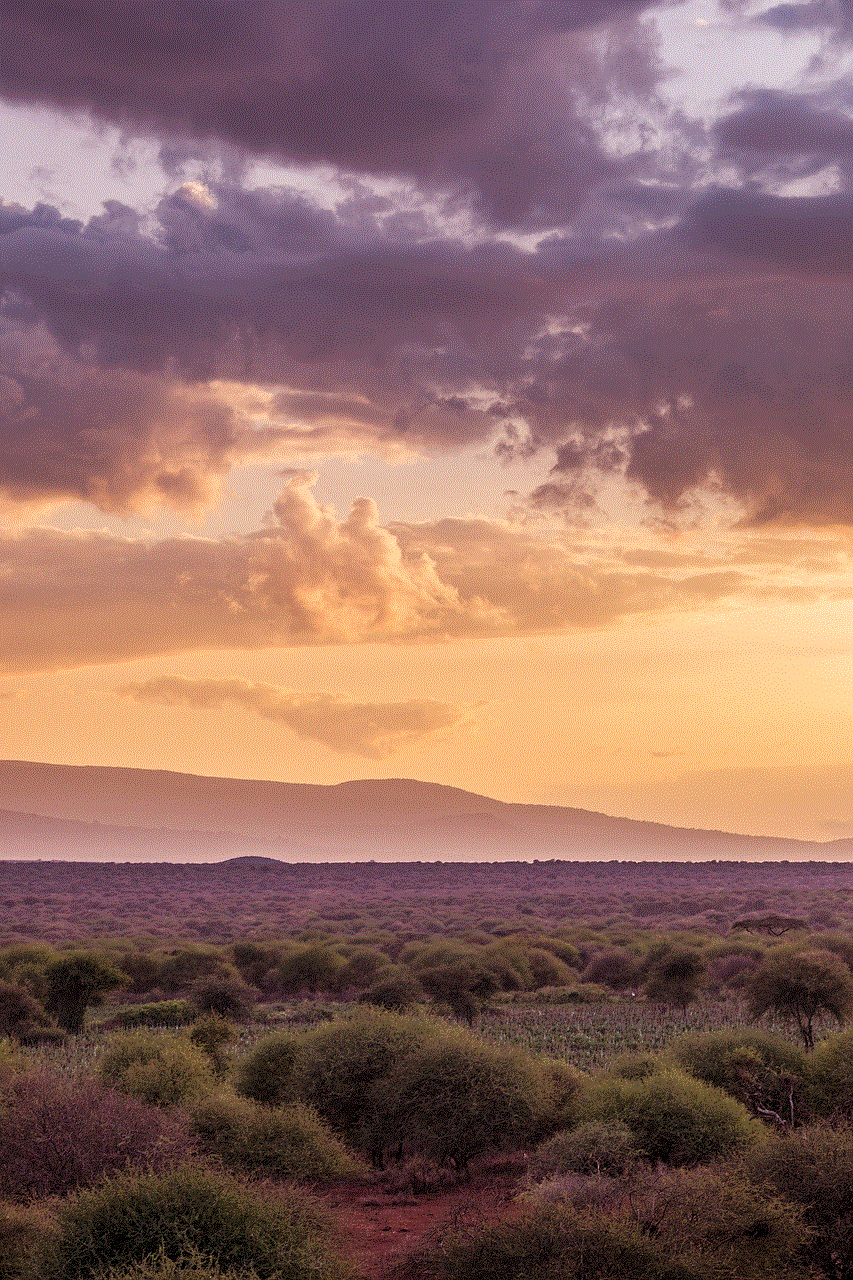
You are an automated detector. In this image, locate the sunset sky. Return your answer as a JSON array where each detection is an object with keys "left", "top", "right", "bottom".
[{"left": 0, "top": 0, "right": 850, "bottom": 841}]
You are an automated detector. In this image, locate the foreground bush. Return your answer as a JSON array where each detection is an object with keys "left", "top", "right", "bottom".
[
  {"left": 533, "top": 1056, "right": 582, "bottom": 1138},
  {"left": 191, "top": 1093, "right": 367, "bottom": 1182},
  {"left": 669, "top": 1030, "right": 808, "bottom": 1123},
  {"left": 388, "top": 1203, "right": 696, "bottom": 1280},
  {"left": 610, "top": 1164, "right": 806, "bottom": 1280},
  {"left": 299, "top": 1011, "right": 436, "bottom": 1162},
  {"left": 743, "top": 1123, "right": 853, "bottom": 1279},
  {"left": 0, "top": 1072, "right": 191, "bottom": 1200},
  {"left": 53, "top": 1166, "right": 347, "bottom": 1279},
  {"left": 383, "top": 1031, "right": 543, "bottom": 1169},
  {"left": 808, "top": 1027, "right": 853, "bottom": 1116},
  {"left": 235, "top": 1031, "right": 303, "bottom": 1107},
  {"left": 577, "top": 1070, "right": 763, "bottom": 1165},
  {"left": 0, "top": 1202, "right": 57, "bottom": 1280},
  {"left": 99, "top": 1032, "right": 215, "bottom": 1107},
  {"left": 0, "top": 981, "right": 50, "bottom": 1042},
  {"left": 528, "top": 1121, "right": 640, "bottom": 1182}
]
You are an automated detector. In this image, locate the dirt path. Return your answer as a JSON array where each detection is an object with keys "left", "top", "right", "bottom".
[{"left": 321, "top": 1160, "right": 524, "bottom": 1276}]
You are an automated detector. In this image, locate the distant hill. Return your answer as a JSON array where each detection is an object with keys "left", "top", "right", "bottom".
[{"left": 0, "top": 759, "right": 850, "bottom": 862}]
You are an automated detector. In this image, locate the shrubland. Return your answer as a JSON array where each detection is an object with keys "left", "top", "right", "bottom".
[{"left": 0, "top": 861, "right": 852, "bottom": 1278}]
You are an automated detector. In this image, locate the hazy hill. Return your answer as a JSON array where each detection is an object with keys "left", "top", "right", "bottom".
[{"left": 0, "top": 759, "right": 850, "bottom": 862}]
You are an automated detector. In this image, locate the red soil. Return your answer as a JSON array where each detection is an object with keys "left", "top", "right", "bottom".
[{"left": 322, "top": 1159, "right": 524, "bottom": 1275}]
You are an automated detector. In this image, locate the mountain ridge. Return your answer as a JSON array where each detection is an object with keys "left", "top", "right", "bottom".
[{"left": 0, "top": 760, "right": 850, "bottom": 862}]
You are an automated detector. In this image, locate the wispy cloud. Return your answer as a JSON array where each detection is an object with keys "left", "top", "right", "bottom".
[{"left": 119, "top": 676, "right": 472, "bottom": 759}]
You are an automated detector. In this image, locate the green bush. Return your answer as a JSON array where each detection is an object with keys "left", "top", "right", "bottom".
[
  {"left": 607, "top": 1053, "right": 664, "bottom": 1080},
  {"left": 191, "top": 1093, "right": 367, "bottom": 1182},
  {"left": 529, "top": 1121, "right": 639, "bottom": 1181},
  {"left": 808, "top": 1027, "right": 853, "bottom": 1115},
  {"left": 300, "top": 1011, "right": 436, "bottom": 1162},
  {"left": 99, "top": 1032, "right": 215, "bottom": 1107},
  {"left": 45, "top": 952, "right": 127, "bottom": 1035},
  {"left": 84, "top": 1247, "right": 264, "bottom": 1278},
  {"left": 189, "top": 974, "right": 255, "bottom": 1023},
  {"left": 113, "top": 1002, "right": 194, "bottom": 1029},
  {"left": 533, "top": 1056, "right": 582, "bottom": 1138},
  {"left": 577, "top": 1070, "right": 763, "bottom": 1165},
  {"left": 611, "top": 1164, "right": 806, "bottom": 1280},
  {"left": 0, "top": 1202, "right": 57, "bottom": 1280},
  {"left": 53, "top": 1166, "right": 346, "bottom": 1279},
  {"left": 234, "top": 1031, "right": 303, "bottom": 1107},
  {"left": 0, "top": 981, "right": 50, "bottom": 1043},
  {"left": 189, "top": 1016, "right": 236, "bottom": 1075},
  {"left": 525, "top": 949, "right": 576, "bottom": 989},
  {"left": 383, "top": 1030, "right": 543, "bottom": 1169},
  {"left": 277, "top": 947, "right": 343, "bottom": 996},
  {"left": 359, "top": 967, "right": 423, "bottom": 1012},
  {"left": 742, "top": 1122, "right": 853, "bottom": 1278},
  {"left": 388, "top": 1203, "right": 696, "bottom": 1280},
  {"left": 669, "top": 1030, "right": 808, "bottom": 1123}
]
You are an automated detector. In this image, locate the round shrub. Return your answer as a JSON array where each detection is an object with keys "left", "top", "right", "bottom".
[
  {"left": 387, "top": 1203, "right": 695, "bottom": 1280},
  {"left": 581, "top": 949, "right": 639, "bottom": 990},
  {"left": 533, "top": 1056, "right": 582, "bottom": 1138},
  {"left": 744, "top": 1120, "right": 853, "bottom": 1218},
  {"left": 234, "top": 1031, "right": 303, "bottom": 1107},
  {"left": 359, "top": 968, "right": 423, "bottom": 1012},
  {"left": 113, "top": 1003, "right": 194, "bottom": 1030},
  {"left": 300, "top": 1011, "right": 436, "bottom": 1161},
  {"left": 383, "top": 1031, "right": 543, "bottom": 1169},
  {"left": 191, "top": 1093, "right": 367, "bottom": 1182},
  {"left": 53, "top": 1166, "right": 346, "bottom": 1280},
  {"left": 83, "top": 1249, "right": 263, "bottom": 1279},
  {"left": 577, "top": 1070, "right": 763, "bottom": 1165},
  {"left": 0, "top": 981, "right": 50, "bottom": 1043},
  {"left": 807, "top": 1026, "right": 853, "bottom": 1116},
  {"left": 529, "top": 1121, "right": 639, "bottom": 1182},
  {"left": 0, "top": 1202, "right": 58, "bottom": 1280},
  {"left": 99, "top": 1032, "right": 215, "bottom": 1107},
  {"left": 189, "top": 974, "right": 255, "bottom": 1023},
  {"left": 607, "top": 1053, "right": 665, "bottom": 1080},
  {"left": 669, "top": 1030, "right": 808, "bottom": 1123},
  {"left": 526, "top": 949, "right": 576, "bottom": 989},
  {"left": 611, "top": 1164, "right": 806, "bottom": 1280},
  {"left": 0, "top": 1071, "right": 192, "bottom": 1200}
]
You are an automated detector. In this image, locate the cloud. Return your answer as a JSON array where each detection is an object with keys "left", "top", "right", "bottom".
[
  {"left": 747, "top": 1, "right": 851, "bottom": 37},
  {"left": 119, "top": 675, "right": 468, "bottom": 758},
  {"left": 2, "top": 475, "right": 850, "bottom": 673},
  {"left": 0, "top": 1, "right": 660, "bottom": 232},
  {"left": 0, "top": 173, "right": 850, "bottom": 526}
]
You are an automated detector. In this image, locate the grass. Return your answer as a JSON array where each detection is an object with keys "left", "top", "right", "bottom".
[{"left": 476, "top": 999, "right": 781, "bottom": 1072}]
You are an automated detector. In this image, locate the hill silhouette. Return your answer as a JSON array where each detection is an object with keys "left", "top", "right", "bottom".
[{"left": 0, "top": 760, "right": 850, "bottom": 862}]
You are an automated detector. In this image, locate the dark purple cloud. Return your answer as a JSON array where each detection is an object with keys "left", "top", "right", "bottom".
[
  {"left": 0, "top": 172, "right": 850, "bottom": 523},
  {"left": 748, "top": 0, "right": 851, "bottom": 36},
  {"left": 0, "top": 0, "right": 658, "bottom": 230}
]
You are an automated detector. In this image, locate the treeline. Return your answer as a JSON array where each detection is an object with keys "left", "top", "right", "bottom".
[{"left": 2, "top": 857, "right": 852, "bottom": 943}]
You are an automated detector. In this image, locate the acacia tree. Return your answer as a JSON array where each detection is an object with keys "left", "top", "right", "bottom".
[
  {"left": 45, "top": 952, "right": 127, "bottom": 1034},
  {"left": 749, "top": 948, "right": 853, "bottom": 1050}
]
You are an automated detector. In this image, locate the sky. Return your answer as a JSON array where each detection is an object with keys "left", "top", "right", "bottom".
[{"left": 0, "top": 0, "right": 851, "bottom": 841}]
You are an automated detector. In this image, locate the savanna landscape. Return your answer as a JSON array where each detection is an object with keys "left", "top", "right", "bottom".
[
  {"left": 2, "top": 0, "right": 852, "bottom": 1277},
  {"left": 1, "top": 849, "right": 853, "bottom": 1279}
]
